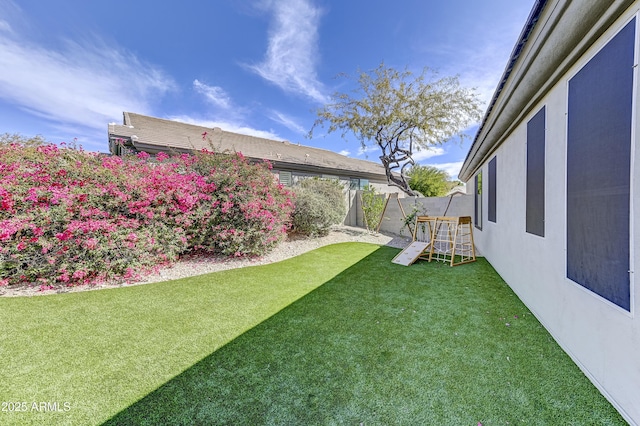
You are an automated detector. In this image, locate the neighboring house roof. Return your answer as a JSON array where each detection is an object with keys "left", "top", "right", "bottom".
[
  {"left": 108, "top": 112, "right": 389, "bottom": 182},
  {"left": 459, "top": 0, "right": 634, "bottom": 181}
]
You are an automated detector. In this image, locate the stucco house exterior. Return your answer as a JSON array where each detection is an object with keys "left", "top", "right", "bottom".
[
  {"left": 108, "top": 112, "right": 398, "bottom": 195},
  {"left": 459, "top": 1, "right": 639, "bottom": 423}
]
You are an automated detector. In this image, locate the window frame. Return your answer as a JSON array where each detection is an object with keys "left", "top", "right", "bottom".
[
  {"left": 564, "top": 17, "right": 636, "bottom": 313},
  {"left": 526, "top": 106, "right": 546, "bottom": 237},
  {"left": 488, "top": 157, "right": 497, "bottom": 223},
  {"left": 474, "top": 171, "right": 483, "bottom": 230}
]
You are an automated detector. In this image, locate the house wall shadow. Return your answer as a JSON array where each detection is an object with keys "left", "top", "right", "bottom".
[{"left": 101, "top": 248, "right": 622, "bottom": 425}]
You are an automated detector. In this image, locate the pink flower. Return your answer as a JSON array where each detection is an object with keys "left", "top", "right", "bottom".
[
  {"left": 0, "top": 190, "right": 14, "bottom": 211},
  {"left": 0, "top": 220, "right": 22, "bottom": 241},
  {"left": 55, "top": 230, "right": 73, "bottom": 241},
  {"left": 72, "top": 270, "right": 87, "bottom": 280},
  {"left": 221, "top": 201, "right": 234, "bottom": 213},
  {"left": 83, "top": 238, "right": 98, "bottom": 250}
]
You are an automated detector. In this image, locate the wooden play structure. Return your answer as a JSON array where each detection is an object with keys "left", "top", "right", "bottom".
[{"left": 392, "top": 216, "right": 476, "bottom": 267}]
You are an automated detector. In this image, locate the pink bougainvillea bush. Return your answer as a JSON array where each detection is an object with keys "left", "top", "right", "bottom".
[{"left": 0, "top": 140, "right": 294, "bottom": 288}]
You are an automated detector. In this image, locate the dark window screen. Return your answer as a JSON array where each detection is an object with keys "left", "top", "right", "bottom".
[
  {"left": 526, "top": 107, "right": 546, "bottom": 237},
  {"left": 474, "top": 172, "right": 482, "bottom": 230},
  {"left": 488, "top": 157, "right": 497, "bottom": 223},
  {"left": 567, "top": 19, "right": 634, "bottom": 311}
]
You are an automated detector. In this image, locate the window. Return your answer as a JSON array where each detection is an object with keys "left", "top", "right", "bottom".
[
  {"left": 526, "top": 107, "right": 546, "bottom": 237},
  {"left": 278, "top": 171, "right": 292, "bottom": 186},
  {"left": 488, "top": 157, "right": 497, "bottom": 223},
  {"left": 566, "top": 19, "right": 635, "bottom": 311},
  {"left": 474, "top": 171, "right": 482, "bottom": 230}
]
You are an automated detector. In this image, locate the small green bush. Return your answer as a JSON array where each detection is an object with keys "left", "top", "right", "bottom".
[
  {"left": 291, "top": 178, "right": 346, "bottom": 237},
  {"left": 361, "top": 185, "right": 386, "bottom": 232}
]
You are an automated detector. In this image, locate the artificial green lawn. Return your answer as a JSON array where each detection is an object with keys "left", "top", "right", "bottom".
[{"left": 0, "top": 243, "right": 626, "bottom": 425}]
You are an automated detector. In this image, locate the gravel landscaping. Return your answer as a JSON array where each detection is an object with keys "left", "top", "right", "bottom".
[{"left": 0, "top": 226, "right": 411, "bottom": 297}]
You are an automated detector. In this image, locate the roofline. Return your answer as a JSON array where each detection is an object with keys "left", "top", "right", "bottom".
[
  {"left": 115, "top": 111, "right": 386, "bottom": 172},
  {"left": 459, "top": 0, "right": 548, "bottom": 181},
  {"left": 129, "top": 141, "right": 388, "bottom": 181}
]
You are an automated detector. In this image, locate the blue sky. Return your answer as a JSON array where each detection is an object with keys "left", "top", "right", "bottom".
[{"left": 0, "top": 0, "right": 532, "bottom": 179}]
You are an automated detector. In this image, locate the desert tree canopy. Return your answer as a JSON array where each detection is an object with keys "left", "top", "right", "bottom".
[{"left": 309, "top": 63, "right": 482, "bottom": 195}]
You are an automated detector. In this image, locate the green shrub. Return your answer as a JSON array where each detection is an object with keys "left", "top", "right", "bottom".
[
  {"left": 291, "top": 178, "right": 345, "bottom": 237},
  {"left": 361, "top": 185, "right": 386, "bottom": 232}
]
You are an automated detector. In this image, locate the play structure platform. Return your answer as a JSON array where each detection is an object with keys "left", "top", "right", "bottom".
[{"left": 392, "top": 216, "right": 476, "bottom": 267}]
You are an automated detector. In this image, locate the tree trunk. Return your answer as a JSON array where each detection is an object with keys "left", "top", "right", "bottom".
[{"left": 379, "top": 152, "right": 418, "bottom": 196}]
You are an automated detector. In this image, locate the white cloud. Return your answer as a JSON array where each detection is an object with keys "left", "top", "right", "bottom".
[
  {"left": 267, "top": 109, "right": 306, "bottom": 134},
  {"left": 168, "top": 115, "right": 283, "bottom": 141},
  {"left": 0, "top": 26, "right": 175, "bottom": 134},
  {"left": 455, "top": 42, "right": 516, "bottom": 109},
  {"left": 357, "top": 144, "right": 380, "bottom": 157},
  {"left": 0, "top": 19, "right": 12, "bottom": 33},
  {"left": 338, "top": 149, "right": 350, "bottom": 156},
  {"left": 422, "top": 7, "right": 531, "bottom": 116},
  {"left": 428, "top": 161, "right": 464, "bottom": 181},
  {"left": 412, "top": 146, "right": 445, "bottom": 162},
  {"left": 248, "top": 0, "right": 327, "bottom": 103},
  {"left": 193, "top": 79, "right": 232, "bottom": 109}
]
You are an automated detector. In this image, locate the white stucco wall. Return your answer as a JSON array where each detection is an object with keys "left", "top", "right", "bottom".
[
  {"left": 469, "top": 7, "right": 640, "bottom": 424},
  {"left": 377, "top": 195, "right": 474, "bottom": 236}
]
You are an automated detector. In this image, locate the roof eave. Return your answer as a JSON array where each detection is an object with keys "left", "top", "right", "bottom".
[
  {"left": 459, "top": 0, "right": 634, "bottom": 182},
  {"left": 459, "top": 0, "right": 548, "bottom": 181}
]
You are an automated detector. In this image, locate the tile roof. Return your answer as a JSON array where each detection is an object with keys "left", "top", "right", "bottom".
[{"left": 109, "top": 112, "right": 387, "bottom": 180}]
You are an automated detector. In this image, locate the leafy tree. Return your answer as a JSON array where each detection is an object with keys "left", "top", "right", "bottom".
[
  {"left": 407, "top": 165, "right": 450, "bottom": 197},
  {"left": 309, "top": 63, "right": 482, "bottom": 196}
]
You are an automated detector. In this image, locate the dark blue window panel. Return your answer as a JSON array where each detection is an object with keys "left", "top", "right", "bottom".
[
  {"left": 488, "top": 157, "right": 497, "bottom": 223},
  {"left": 526, "top": 107, "right": 546, "bottom": 237},
  {"left": 567, "top": 19, "right": 634, "bottom": 311},
  {"left": 474, "top": 172, "right": 482, "bottom": 230}
]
